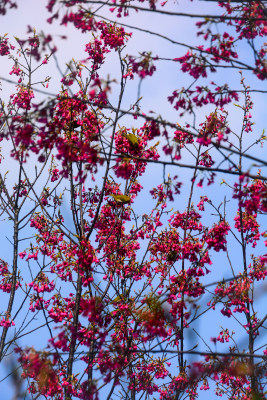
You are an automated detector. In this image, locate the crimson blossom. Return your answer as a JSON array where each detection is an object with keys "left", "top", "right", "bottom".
[{"left": 0, "top": 0, "right": 266, "bottom": 399}]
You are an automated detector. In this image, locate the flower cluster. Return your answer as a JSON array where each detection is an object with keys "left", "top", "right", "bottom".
[
  {"left": 17, "top": 349, "right": 63, "bottom": 398},
  {"left": 197, "top": 109, "right": 230, "bottom": 146},
  {"left": 213, "top": 276, "right": 252, "bottom": 317},
  {"left": 37, "top": 91, "right": 104, "bottom": 178},
  {"left": 202, "top": 221, "right": 230, "bottom": 252},
  {"left": 114, "top": 126, "right": 159, "bottom": 180},
  {"left": 233, "top": 179, "right": 267, "bottom": 214},
  {"left": 0, "top": 259, "right": 20, "bottom": 293},
  {"left": 128, "top": 52, "right": 157, "bottom": 79},
  {"left": 10, "top": 86, "right": 35, "bottom": 110}
]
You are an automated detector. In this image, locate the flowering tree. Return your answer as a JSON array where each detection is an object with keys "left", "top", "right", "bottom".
[{"left": 0, "top": 0, "right": 266, "bottom": 399}]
